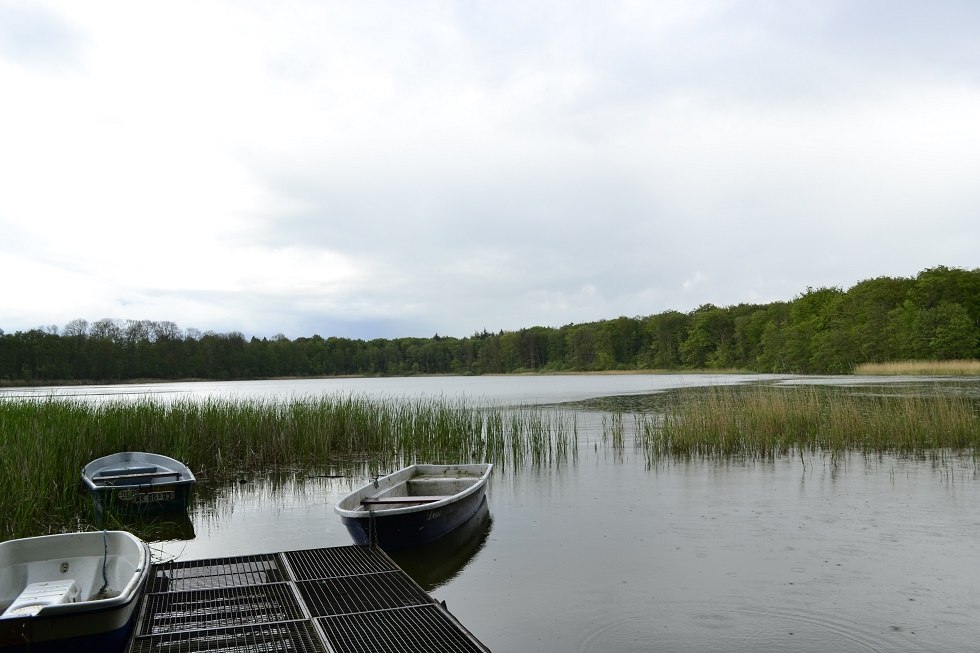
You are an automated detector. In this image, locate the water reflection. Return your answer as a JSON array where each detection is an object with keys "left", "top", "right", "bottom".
[
  {"left": 81, "top": 482, "right": 198, "bottom": 545},
  {"left": 386, "top": 496, "right": 493, "bottom": 591},
  {"left": 57, "top": 376, "right": 978, "bottom": 652},
  {"left": 140, "top": 446, "right": 980, "bottom": 652},
  {"left": 97, "top": 511, "right": 196, "bottom": 546}
]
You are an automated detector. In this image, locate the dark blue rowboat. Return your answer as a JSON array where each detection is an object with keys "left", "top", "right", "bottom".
[
  {"left": 335, "top": 464, "right": 493, "bottom": 549},
  {"left": 81, "top": 452, "right": 196, "bottom": 515}
]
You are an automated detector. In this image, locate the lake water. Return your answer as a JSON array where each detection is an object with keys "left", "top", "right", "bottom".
[{"left": 10, "top": 374, "right": 980, "bottom": 652}]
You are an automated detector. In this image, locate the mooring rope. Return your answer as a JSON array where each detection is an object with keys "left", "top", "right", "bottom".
[
  {"left": 97, "top": 493, "right": 110, "bottom": 595},
  {"left": 368, "top": 502, "right": 378, "bottom": 548},
  {"left": 367, "top": 473, "right": 380, "bottom": 548}
]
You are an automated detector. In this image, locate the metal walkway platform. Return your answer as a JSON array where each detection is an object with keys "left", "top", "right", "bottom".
[{"left": 125, "top": 545, "right": 491, "bottom": 653}]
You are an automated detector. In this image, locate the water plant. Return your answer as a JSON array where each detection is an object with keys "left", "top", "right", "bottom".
[
  {"left": 635, "top": 384, "right": 980, "bottom": 462},
  {"left": 0, "top": 396, "right": 576, "bottom": 540},
  {"left": 853, "top": 359, "right": 980, "bottom": 376},
  {"left": 3, "top": 383, "right": 976, "bottom": 540}
]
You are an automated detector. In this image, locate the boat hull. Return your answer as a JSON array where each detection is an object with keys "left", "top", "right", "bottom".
[
  {"left": 336, "top": 464, "right": 493, "bottom": 549},
  {"left": 385, "top": 496, "right": 492, "bottom": 590},
  {"left": 0, "top": 599, "right": 143, "bottom": 652},
  {"left": 340, "top": 481, "right": 488, "bottom": 548},
  {"left": 88, "top": 482, "right": 194, "bottom": 515}
]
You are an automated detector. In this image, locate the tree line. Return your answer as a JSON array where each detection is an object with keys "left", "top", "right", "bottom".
[{"left": 1, "top": 266, "right": 977, "bottom": 383}]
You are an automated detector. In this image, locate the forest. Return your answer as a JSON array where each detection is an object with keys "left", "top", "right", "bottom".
[{"left": 1, "top": 266, "right": 977, "bottom": 383}]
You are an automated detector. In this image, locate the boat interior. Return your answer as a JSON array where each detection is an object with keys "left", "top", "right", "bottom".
[
  {"left": 91, "top": 464, "right": 182, "bottom": 487},
  {"left": 0, "top": 534, "right": 143, "bottom": 618},
  {"left": 355, "top": 474, "right": 483, "bottom": 511}
]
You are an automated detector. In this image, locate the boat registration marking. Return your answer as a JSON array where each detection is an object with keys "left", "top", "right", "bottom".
[{"left": 118, "top": 488, "right": 176, "bottom": 503}]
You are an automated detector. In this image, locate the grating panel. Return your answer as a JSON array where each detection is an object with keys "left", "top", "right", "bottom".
[
  {"left": 283, "top": 546, "right": 399, "bottom": 581},
  {"left": 152, "top": 554, "right": 286, "bottom": 592},
  {"left": 129, "top": 620, "right": 328, "bottom": 653},
  {"left": 317, "top": 605, "right": 490, "bottom": 653},
  {"left": 297, "top": 572, "right": 431, "bottom": 617},
  {"left": 133, "top": 546, "right": 491, "bottom": 653},
  {"left": 139, "top": 583, "right": 306, "bottom": 635}
]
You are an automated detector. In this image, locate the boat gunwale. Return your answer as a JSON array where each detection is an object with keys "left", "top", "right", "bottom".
[
  {"left": 335, "top": 464, "right": 493, "bottom": 519},
  {"left": 80, "top": 451, "right": 196, "bottom": 491}
]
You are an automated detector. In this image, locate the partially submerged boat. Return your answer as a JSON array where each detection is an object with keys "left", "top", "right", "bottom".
[
  {"left": 335, "top": 463, "right": 493, "bottom": 549},
  {"left": 82, "top": 452, "right": 196, "bottom": 514},
  {"left": 0, "top": 530, "right": 150, "bottom": 652}
]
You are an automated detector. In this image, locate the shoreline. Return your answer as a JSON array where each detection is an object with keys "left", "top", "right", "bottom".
[{"left": 2, "top": 360, "right": 978, "bottom": 390}]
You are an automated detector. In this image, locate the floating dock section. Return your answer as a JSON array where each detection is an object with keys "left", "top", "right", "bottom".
[{"left": 126, "top": 545, "right": 491, "bottom": 653}]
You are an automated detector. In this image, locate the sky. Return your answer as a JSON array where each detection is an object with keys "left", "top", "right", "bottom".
[{"left": 1, "top": 1, "right": 978, "bottom": 340}]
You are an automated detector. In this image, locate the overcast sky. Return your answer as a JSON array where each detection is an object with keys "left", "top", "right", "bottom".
[{"left": 1, "top": 1, "right": 977, "bottom": 340}]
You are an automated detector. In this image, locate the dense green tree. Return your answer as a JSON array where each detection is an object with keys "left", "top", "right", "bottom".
[
  {"left": 566, "top": 324, "right": 600, "bottom": 370},
  {"left": 640, "top": 311, "right": 689, "bottom": 369},
  {"left": 1, "top": 267, "right": 977, "bottom": 382},
  {"left": 733, "top": 303, "right": 786, "bottom": 370},
  {"left": 601, "top": 317, "right": 644, "bottom": 369},
  {"left": 781, "top": 287, "right": 845, "bottom": 373},
  {"left": 475, "top": 336, "right": 503, "bottom": 374},
  {"left": 841, "top": 276, "right": 913, "bottom": 362},
  {"left": 929, "top": 302, "right": 977, "bottom": 358},
  {"left": 680, "top": 305, "right": 735, "bottom": 368}
]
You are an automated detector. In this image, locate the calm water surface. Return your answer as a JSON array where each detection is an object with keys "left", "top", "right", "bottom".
[
  {"left": 3, "top": 373, "right": 784, "bottom": 405},
  {"left": 13, "top": 375, "right": 980, "bottom": 652}
]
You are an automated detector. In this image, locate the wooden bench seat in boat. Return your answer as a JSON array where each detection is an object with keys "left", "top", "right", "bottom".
[
  {"left": 361, "top": 496, "right": 447, "bottom": 505},
  {"left": 97, "top": 466, "right": 158, "bottom": 477},
  {"left": 92, "top": 470, "right": 183, "bottom": 483}
]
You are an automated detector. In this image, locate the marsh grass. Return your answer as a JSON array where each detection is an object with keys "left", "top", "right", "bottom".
[
  {"left": 4, "top": 384, "right": 977, "bottom": 539},
  {"left": 637, "top": 385, "right": 979, "bottom": 461},
  {"left": 0, "top": 396, "right": 577, "bottom": 540},
  {"left": 854, "top": 359, "right": 980, "bottom": 376}
]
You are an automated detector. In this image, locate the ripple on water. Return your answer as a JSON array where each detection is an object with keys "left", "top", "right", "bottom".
[{"left": 577, "top": 600, "right": 892, "bottom": 653}]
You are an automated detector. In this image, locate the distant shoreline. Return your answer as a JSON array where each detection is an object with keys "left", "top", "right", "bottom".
[
  {"left": 0, "top": 368, "right": 756, "bottom": 388},
  {"left": 2, "top": 360, "right": 977, "bottom": 389}
]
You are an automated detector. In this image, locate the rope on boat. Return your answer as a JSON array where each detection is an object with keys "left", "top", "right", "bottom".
[
  {"left": 368, "top": 472, "right": 380, "bottom": 548},
  {"left": 368, "top": 501, "right": 378, "bottom": 548},
  {"left": 95, "top": 492, "right": 110, "bottom": 595},
  {"left": 99, "top": 529, "right": 110, "bottom": 595}
]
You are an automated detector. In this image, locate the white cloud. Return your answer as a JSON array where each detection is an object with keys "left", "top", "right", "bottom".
[{"left": 1, "top": 0, "right": 977, "bottom": 338}]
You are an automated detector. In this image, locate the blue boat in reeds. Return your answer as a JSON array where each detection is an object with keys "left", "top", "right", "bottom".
[
  {"left": 335, "top": 464, "right": 493, "bottom": 549},
  {"left": 81, "top": 452, "right": 196, "bottom": 515},
  {"left": 0, "top": 530, "right": 150, "bottom": 652}
]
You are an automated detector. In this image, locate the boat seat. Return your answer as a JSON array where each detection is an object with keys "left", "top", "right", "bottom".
[
  {"left": 93, "top": 470, "right": 181, "bottom": 483},
  {"left": 1, "top": 580, "right": 79, "bottom": 619},
  {"left": 361, "top": 496, "right": 446, "bottom": 505},
  {"left": 97, "top": 466, "right": 158, "bottom": 477}
]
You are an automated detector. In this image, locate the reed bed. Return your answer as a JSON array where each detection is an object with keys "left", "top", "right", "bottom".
[
  {"left": 0, "top": 396, "right": 577, "bottom": 540},
  {"left": 853, "top": 359, "right": 980, "bottom": 376},
  {"left": 4, "top": 385, "right": 976, "bottom": 539},
  {"left": 637, "top": 385, "right": 980, "bottom": 461}
]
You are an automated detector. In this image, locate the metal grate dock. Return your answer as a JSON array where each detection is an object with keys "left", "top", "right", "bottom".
[{"left": 126, "top": 545, "right": 491, "bottom": 653}]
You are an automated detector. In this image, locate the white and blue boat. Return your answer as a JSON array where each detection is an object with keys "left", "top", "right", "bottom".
[
  {"left": 82, "top": 452, "right": 196, "bottom": 514},
  {"left": 0, "top": 530, "right": 150, "bottom": 652},
  {"left": 335, "top": 463, "right": 493, "bottom": 549}
]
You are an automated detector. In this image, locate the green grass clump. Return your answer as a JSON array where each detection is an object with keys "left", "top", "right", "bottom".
[
  {"left": 854, "top": 359, "right": 980, "bottom": 376},
  {"left": 637, "top": 385, "right": 979, "bottom": 461}
]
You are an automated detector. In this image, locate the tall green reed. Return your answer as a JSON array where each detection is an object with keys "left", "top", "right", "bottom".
[
  {"left": 0, "top": 395, "right": 576, "bottom": 540},
  {"left": 636, "top": 385, "right": 979, "bottom": 462}
]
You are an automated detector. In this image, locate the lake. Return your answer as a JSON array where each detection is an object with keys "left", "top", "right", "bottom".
[{"left": 11, "top": 374, "right": 980, "bottom": 652}]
